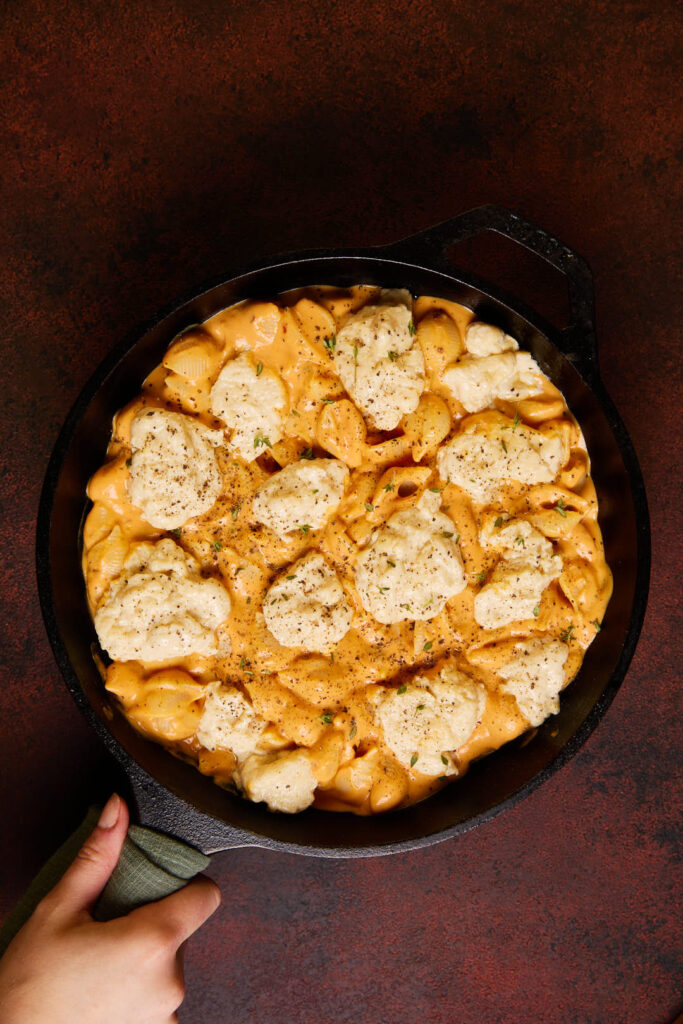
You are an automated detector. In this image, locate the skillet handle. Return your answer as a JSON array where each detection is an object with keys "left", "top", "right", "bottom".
[
  {"left": 128, "top": 764, "right": 257, "bottom": 856},
  {"left": 381, "top": 206, "right": 599, "bottom": 385}
]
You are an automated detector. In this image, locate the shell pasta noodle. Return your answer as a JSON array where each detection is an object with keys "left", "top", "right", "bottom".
[{"left": 82, "top": 286, "right": 612, "bottom": 815}]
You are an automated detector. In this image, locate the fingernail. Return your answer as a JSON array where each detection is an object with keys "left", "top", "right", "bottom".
[{"left": 97, "top": 793, "right": 121, "bottom": 829}]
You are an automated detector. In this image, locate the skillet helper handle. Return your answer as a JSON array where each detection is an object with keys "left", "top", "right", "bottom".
[{"left": 384, "top": 205, "right": 599, "bottom": 384}]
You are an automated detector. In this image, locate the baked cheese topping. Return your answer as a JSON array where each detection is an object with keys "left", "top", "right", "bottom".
[
  {"left": 195, "top": 682, "right": 267, "bottom": 759},
  {"left": 128, "top": 409, "right": 223, "bottom": 529},
  {"left": 436, "top": 416, "right": 564, "bottom": 504},
  {"left": 354, "top": 489, "right": 466, "bottom": 623},
  {"left": 210, "top": 353, "right": 287, "bottom": 461},
  {"left": 442, "top": 351, "right": 545, "bottom": 413},
  {"left": 474, "top": 518, "right": 563, "bottom": 629},
  {"left": 497, "top": 638, "right": 569, "bottom": 726},
  {"left": 464, "top": 321, "right": 518, "bottom": 356},
  {"left": 263, "top": 552, "right": 353, "bottom": 652},
  {"left": 94, "top": 539, "right": 231, "bottom": 662},
  {"left": 83, "top": 290, "right": 612, "bottom": 816},
  {"left": 252, "top": 458, "right": 349, "bottom": 539},
  {"left": 374, "top": 663, "right": 486, "bottom": 776},
  {"left": 237, "top": 749, "right": 317, "bottom": 813},
  {"left": 334, "top": 292, "right": 425, "bottom": 430}
]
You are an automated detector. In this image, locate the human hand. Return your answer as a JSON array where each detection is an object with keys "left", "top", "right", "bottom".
[{"left": 0, "top": 794, "right": 220, "bottom": 1024}]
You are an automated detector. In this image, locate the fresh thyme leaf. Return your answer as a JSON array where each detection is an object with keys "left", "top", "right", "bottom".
[
  {"left": 494, "top": 516, "right": 504, "bottom": 528},
  {"left": 349, "top": 722, "right": 357, "bottom": 740},
  {"left": 476, "top": 570, "right": 488, "bottom": 584},
  {"left": 429, "top": 486, "right": 444, "bottom": 493},
  {"left": 512, "top": 412, "right": 520, "bottom": 431},
  {"left": 213, "top": 541, "right": 222, "bottom": 551},
  {"left": 323, "top": 334, "right": 337, "bottom": 352},
  {"left": 592, "top": 618, "right": 602, "bottom": 631},
  {"left": 501, "top": 439, "right": 508, "bottom": 453},
  {"left": 387, "top": 350, "right": 398, "bottom": 362},
  {"left": 560, "top": 622, "right": 575, "bottom": 644},
  {"left": 441, "top": 754, "right": 449, "bottom": 766},
  {"left": 301, "top": 447, "right": 314, "bottom": 459},
  {"left": 533, "top": 604, "right": 541, "bottom": 617},
  {"left": 320, "top": 712, "right": 333, "bottom": 725},
  {"left": 299, "top": 524, "right": 311, "bottom": 534},
  {"left": 408, "top": 320, "right": 417, "bottom": 336},
  {"left": 410, "top": 753, "right": 418, "bottom": 768},
  {"left": 291, "top": 409, "right": 300, "bottom": 417},
  {"left": 322, "top": 397, "right": 336, "bottom": 404},
  {"left": 254, "top": 434, "right": 272, "bottom": 449},
  {"left": 239, "top": 657, "right": 247, "bottom": 669},
  {"left": 383, "top": 482, "right": 395, "bottom": 492},
  {"left": 554, "top": 496, "right": 568, "bottom": 517},
  {"left": 386, "top": 559, "right": 396, "bottom": 567},
  {"left": 256, "top": 362, "right": 263, "bottom": 376},
  {"left": 416, "top": 704, "right": 425, "bottom": 711},
  {"left": 514, "top": 535, "right": 525, "bottom": 547},
  {"left": 171, "top": 528, "right": 181, "bottom": 538},
  {"left": 353, "top": 344, "right": 359, "bottom": 361},
  {"left": 365, "top": 502, "right": 374, "bottom": 512},
  {"left": 454, "top": 533, "right": 460, "bottom": 544},
  {"left": 231, "top": 506, "right": 240, "bottom": 520},
  {"left": 441, "top": 530, "right": 454, "bottom": 539},
  {"left": 397, "top": 684, "right": 407, "bottom": 695},
  {"left": 286, "top": 574, "right": 296, "bottom": 580},
  {"left": 377, "top": 585, "right": 389, "bottom": 594},
  {"left": 423, "top": 641, "right": 433, "bottom": 652}
]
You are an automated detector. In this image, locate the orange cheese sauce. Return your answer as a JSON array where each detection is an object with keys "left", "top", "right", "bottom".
[{"left": 82, "top": 288, "right": 612, "bottom": 814}]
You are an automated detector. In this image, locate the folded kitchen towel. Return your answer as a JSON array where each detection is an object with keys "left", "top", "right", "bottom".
[{"left": 0, "top": 806, "right": 210, "bottom": 957}]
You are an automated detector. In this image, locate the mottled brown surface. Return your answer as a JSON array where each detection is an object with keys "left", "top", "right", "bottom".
[{"left": 1, "top": 1, "right": 681, "bottom": 1022}]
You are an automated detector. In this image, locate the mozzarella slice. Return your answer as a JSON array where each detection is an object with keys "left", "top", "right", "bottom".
[
  {"left": 497, "top": 638, "right": 569, "bottom": 726},
  {"left": 442, "top": 351, "right": 544, "bottom": 413},
  {"left": 128, "top": 409, "right": 223, "bottom": 530},
  {"left": 374, "top": 663, "right": 486, "bottom": 776},
  {"left": 334, "top": 296, "right": 425, "bottom": 430},
  {"left": 263, "top": 552, "right": 353, "bottom": 653},
  {"left": 210, "top": 353, "right": 287, "bottom": 461},
  {"left": 354, "top": 490, "right": 466, "bottom": 624},
  {"left": 94, "top": 539, "right": 231, "bottom": 661},
  {"left": 237, "top": 749, "right": 317, "bottom": 813},
  {"left": 474, "top": 519, "right": 563, "bottom": 629},
  {"left": 252, "top": 458, "right": 349, "bottom": 539},
  {"left": 195, "top": 683, "right": 268, "bottom": 760},
  {"left": 436, "top": 418, "right": 564, "bottom": 504},
  {"left": 464, "top": 321, "right": 518, "bottom": 356}
]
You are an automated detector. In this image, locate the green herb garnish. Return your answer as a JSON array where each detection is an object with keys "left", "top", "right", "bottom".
[
  {"left": 408, "top": 320, "right": 417, "bottom": 336},
  {"left": 254, "top": 434, "right": 272, "bottom": 449},
  {"left": 323, "top": 334, "right": 336, "bottom": 352},
  {"left": 383, "top": 482, "right": 395, "bottom": 492},
  {"left": 213, "top": 541, "right": 222, "bottom": 551},
  {"left": 387, "top": 350, "right": 398, "bottom": 362},
  {"left": 256, "top": 362, "right": 263, "bottom": 376},
  {"left": 301, "top": 447, "right": 314, "bottom": 459},
  {"left": 423, "top": 641, "right": 433, "bottom": 652},
  {"left": 554, "top": 497, "right": 568, "bottom": 517},
  {"left": 560, "top": 622, "right": 575, "bottom": 644},
  {"left": 533, "top": 604, "right": 541, "bottom": 617},
  {"left": 441, "top": 754, "right": 449, "bottom": 766},
  {"left": 365, "top": 502, "right": 374, "bottom": 512},
  {"left": 494, "top": 516, "right": 504, "bottom": 528},
  {"left": 410, "top": 753, "right": 418, "bottom": 768},
  {"left": 397, "top": 684, "right": 408, "bottom": 695},
  {"left": 320, "top": 712, "right": 333, "bottom": 725}
]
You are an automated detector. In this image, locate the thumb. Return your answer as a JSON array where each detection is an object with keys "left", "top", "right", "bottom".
[{"left": 45, "top": 793, "right": 130, "bottom": 917}]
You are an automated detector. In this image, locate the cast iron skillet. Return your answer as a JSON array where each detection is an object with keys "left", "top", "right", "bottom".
[{"left": 36, "top": 206, "right": 650, "bottom": 857}]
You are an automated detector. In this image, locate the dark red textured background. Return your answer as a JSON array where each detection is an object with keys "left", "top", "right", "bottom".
[{"left": 1, "top": 1, "right": 681, "bottom": 1021}]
